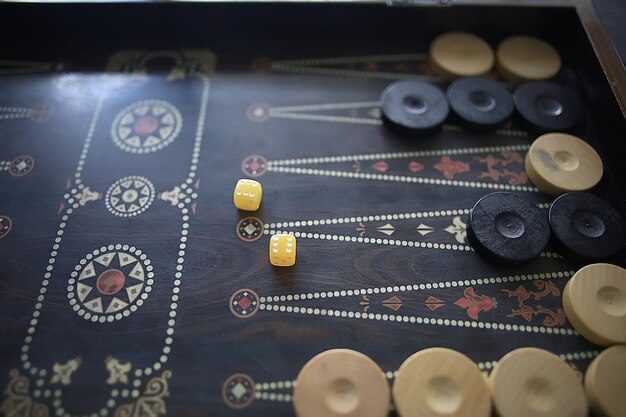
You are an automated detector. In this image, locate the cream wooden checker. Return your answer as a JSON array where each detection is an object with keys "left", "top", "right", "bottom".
[
  {"left": 392, "top": 348, "right": 491, "bottom": 417},
  {"left": 496, "top": 35, "right": 561, "bottom": 84},
  {"left": 585, "top": 345, "right": 626, "bottom": 417},
  {"left": 293, "top": 349, "right": 390, "bottom": 417},
  {"left": 488, "top": 347, "right": 587, "bottom": 417},
  {"left": 525, "top": 133, "right": 603, "bottom": 196},
  {"left": 430, "top": 32, "right": 495, "bottom": 79},
  {"left": 563, "top": 263, "right": 626, "bottom": 346}
]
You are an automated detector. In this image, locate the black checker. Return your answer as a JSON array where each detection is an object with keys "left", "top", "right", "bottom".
[
  {"left": 549, "top": 192, "right": 625, "bottom": 260},
  {"left": 513, "top": 81, "right": 583, "bottom": 132},
  {"left": 447, "top": 77, "right": 513, "bottom": 129},
  {"left": 380, "top": 80, "right": 449, "bottom": 133},
  {"left": 467, "top": 192, "right": 550, "bottom": 264}
]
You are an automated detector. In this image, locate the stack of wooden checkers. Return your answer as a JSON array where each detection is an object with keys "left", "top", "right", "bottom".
[
  {"left": 293, "top": 346, "right": 606, "bottom": 417},
  {"left": 430, "top": 32, "right": 561, "bottom": 84},
  {"left": 381, "top": 32, "right": 583, "bottom": 135},
  {"left": 563, "top": 263, "right": 626, "bottom": 417}
]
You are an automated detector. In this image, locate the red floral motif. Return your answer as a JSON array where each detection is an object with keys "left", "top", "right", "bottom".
[
  {"left": 502, "top": 280, "right": 566, "bottom": 327},
  {"left": 475, "top": 152, "right": 528, "bottom": 185},
  {"left": 455, "top": 287, "right": 497, "bottom": 320},
  {"left": 434, "top": 156, "right": 470, "bottom": 180}
]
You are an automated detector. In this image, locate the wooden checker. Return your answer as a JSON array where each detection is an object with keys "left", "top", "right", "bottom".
[
  {"left": 430, "top": 32, "right": 495, "bottom": 79},
  {"left": 563, "top": 263, "right": 626, "bottom": 346},
  {"left": 392, "top": 348, "right": 491, "bottom": 417},
  {"left": 496, "top": 35, "right": 561, "bottom": 84},
  {"left": 585, "top": 345, "right": 626, "bottom": 417},
  {"left": 293, "top": 349, "right": 390, "bottom": 417},
  {"left": 488, "top": 347, "right": 587, "bottom": 417},
  {"left": 525, "top": 133, "right": 603, "bottom": 196}
]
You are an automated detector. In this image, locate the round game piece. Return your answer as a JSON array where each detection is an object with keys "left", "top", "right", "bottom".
[
  {"left": 549, "top": 192, "right": 625, "bottom": 260},
  {"left": 525, "top": 133, "right": 603, "bottom": 196},
  {"left": 496, "top": 36, "right": 561, "bottom": 84},
  {"left": 585, "top": 345, "right": 626, "bottom": 417},
  {"left": 380, "top": 80, "right": 449, "bottom": 133},
  {"left": 447, "top": 77, "right": 513, "bottom": 129},
  {"left": 562, "top": 263, "right": 626, "bottom": 346},
  {"left": 293, "top": 349, "right": 390, "bottom": 417},
  {"left": 393, "top": 348, "right": 491, "bottom": 417},
  {"left": 430, "top": 32, "right": 495, "bottom": 79},
  {"left": 466, "top": 192, "right": 550, "bottom": 264},
  {"left": 488, "top": 347, "right": 588, "bottom": 417},
  {"left": 514, "top": 82, "right": 583, "bottom": 131}
]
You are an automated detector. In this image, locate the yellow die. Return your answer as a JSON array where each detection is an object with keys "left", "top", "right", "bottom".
[
  {"left": 269, "top": 234, "right": 296, "bottom": 267},
  {"left": 233, "top": 179, "right": 262, "bottom": 211}
]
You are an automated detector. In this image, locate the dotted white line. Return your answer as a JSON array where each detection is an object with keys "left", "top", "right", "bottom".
[
  {"left": 271, "top": 64, "right": 440, "bottom": 82},
  {"left": 73, "top": 95, "right": 105, "bottom": 183},
  {"left": 269, "top": 144, "right": 530, "bottom": 166},
  {"left": 267, "top": 166, "right": 539, "bottom": 192},
  {"left": 270, "top": 101, "right": 380, "bottom": 112},
  {"left": 264, "top": 229, "right": 473, "bottom": 252},
  {"left": 264, "top": 208, "right": 470, "bottom": 229},
  {"left": 270, "top": 53, "right": 429, "bottom": 67},
  {"left": 0, "top": 106, "right": 32, "bottom": 112},
  {"left": 258, "top": 270, "right": 575, "bottom": 303},
  {"left": 254, "top": 391, "right": 293, "bottom": 402},
  {"left": 187, "top": 76, "right": 210, "bottom": 181},
  {"left": 262, "top": 101, "right": 527, "bottom": 137},
  {"left": 540, "top": 251, "right": 564, "bottom": 259},
  {"left": 255, "top": 380, "right": 295, "bottom": 391},
  {"left": 269, "top": 111, "right": 382, "bottom": 125},
  {"left": 259, "top": 304, "right": 577, "bottom": 335},
  {"left": 19, "top": 72, "right": 210, "bottom": 417}
]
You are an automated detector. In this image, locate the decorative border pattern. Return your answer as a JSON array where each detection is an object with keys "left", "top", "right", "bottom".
[
  {"left": 4, "top": 56, "right": 212, "bottom": 416},
  {"left": 105, "top": 176, "right": 156, "bottom": 218},
  {"left": 67, "top": 244, "right": 154, "bottom": 322}
]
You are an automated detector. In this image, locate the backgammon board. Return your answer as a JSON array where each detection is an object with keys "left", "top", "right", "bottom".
[{"left": 0, "top": 1, "right": 625, "bottom": 416}]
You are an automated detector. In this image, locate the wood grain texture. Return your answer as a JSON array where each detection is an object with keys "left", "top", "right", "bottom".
[
  {"left": 393, "top": 347, "right": 491, "bottom": 417},
  {"left": 430, "top": 32, "right": 495, "bottom": 79},
  {"left": 525, "top": 133, "right": 604, "bottom": 196},
  {"left": 496, "top": 36, "right": 562, "bottom": 84},
  {"left": 563, "top": 263, "right": 626, "bottom": 346},
  {"left": 488, "top": 347, "right": 588, "bottom": 417},
  {"left": 584, "top": 345, "right": 626, "bottom": 417},
  {"left": 294, "top": 349, "right": 390, "bottom": 417},
  {"left": 0, "top": 2, "right": 624, "bottom": 416}
]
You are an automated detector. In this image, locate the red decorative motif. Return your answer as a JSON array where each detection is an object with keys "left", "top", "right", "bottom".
[
  {"left": 502, "top": 280, "right": 566, "bottom": 327},
  {"left": 425, "top": 296, "right": 445, "bottom": 311},
  {"left": 372, "top": 161, "right": 388, "bottom": 172},
  {"left": 134, "top": 116, "right": 159, "bottom": 135},
  {"left": 417, "top": 61, "right": 435, "bottom": 76},
  {"left": 434, "top": 156, "right": 469, "bottom": 180},
  {"left": 365, "top": 62, "right": 378, "bottom": 71},
  {"left": 455, "top": 287, "right": 497, "bottom": 320},
  {"left": 382, "top": 296, "right": 402, "bottom": 311},
  {"left": 96, "top": 269, "right": 126, "bottom": 295},
  {"left": 408, "top": 161, "right": 424, "bottom": 173},
  {"left": 476, "top": 152, "right": 528, "bottom": 185}
]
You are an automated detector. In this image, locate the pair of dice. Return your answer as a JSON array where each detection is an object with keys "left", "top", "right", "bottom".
[{"left": 234, "top": 179, "right": 297, "bottom": 267}]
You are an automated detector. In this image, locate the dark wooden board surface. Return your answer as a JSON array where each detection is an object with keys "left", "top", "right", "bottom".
[{"left": 0, "top": 3, "right": 624, "bottom": 416}]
